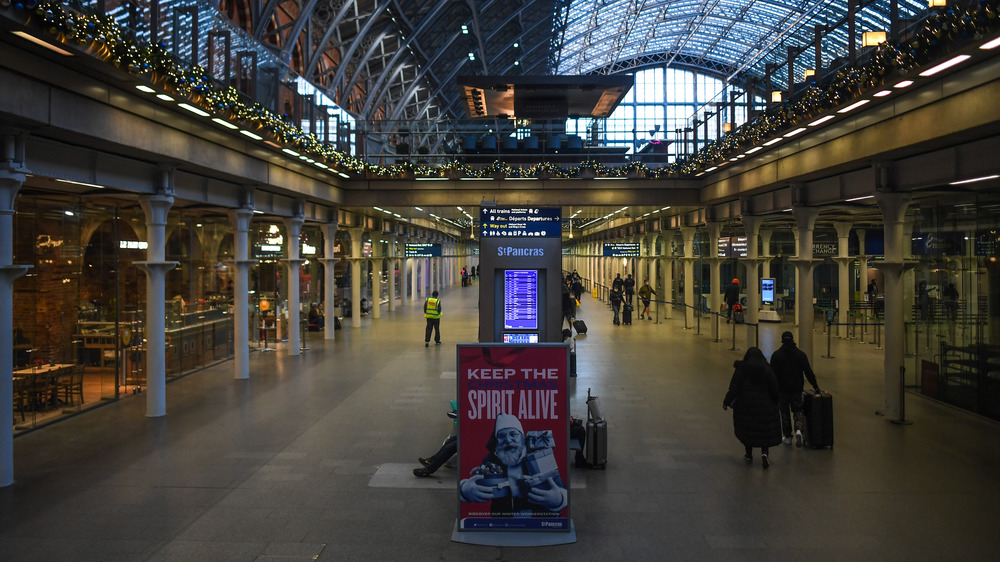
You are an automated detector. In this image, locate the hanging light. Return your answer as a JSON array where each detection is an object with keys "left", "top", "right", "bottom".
[
  {"left": 770, "top": 91, "right": 783, "bottom": 103},
  {"left": 928, "top": 0, "right": 947, "bottom": 7},
  {"left": 804, "top": 69, "right": 815, "bottom": 80},
  {"left": 862, "top": 31, "right": 887, "bottom": 47},
  {"left": 722, "top": 122, "right": 733, "bottom": 133}
]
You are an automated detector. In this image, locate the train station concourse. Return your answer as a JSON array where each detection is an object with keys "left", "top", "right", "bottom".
[{"left": 2, "top": 0, "right": 1000, "bottom": 559}]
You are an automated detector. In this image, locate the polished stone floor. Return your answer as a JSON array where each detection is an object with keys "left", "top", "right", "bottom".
[{"left": 3, "top": 283, "right": 999, "bottom": 561}]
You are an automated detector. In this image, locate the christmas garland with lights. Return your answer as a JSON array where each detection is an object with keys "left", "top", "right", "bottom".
[{"left": 3, "top": 0, "right": 998, "bottom": 180}]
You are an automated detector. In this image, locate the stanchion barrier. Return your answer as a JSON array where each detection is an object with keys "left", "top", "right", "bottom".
[
  {"left": 300, "top": 319, "right": 309, "bottom": 351},
  {"left": 823, "top": 319, "right": 834, "bottom": 358}
]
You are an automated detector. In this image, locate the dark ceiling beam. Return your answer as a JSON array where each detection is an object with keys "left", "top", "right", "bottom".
[
  {"left": 304, "top": 0, "right": 358, "bottom": 78},
  {"left": 328, "top": 0, "right": 394, "bottom": 100}
]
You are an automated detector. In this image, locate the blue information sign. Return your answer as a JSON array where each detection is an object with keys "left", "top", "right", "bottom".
[{"left": 480, "top": 207, "right": 561, "bottom": 238}]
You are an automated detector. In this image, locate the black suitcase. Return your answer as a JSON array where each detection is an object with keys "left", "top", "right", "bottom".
[
  {"left": 802, "top": 391, "right": 834, "bottom": 449},
  {"left": 622, "top": 304, "right": 632, "bottom": 325},
  {"left": 573, "top": 319, "right": 588, "bottom": 335},
  {"left": 585, "top": 388, "right": 607, "bottom": 468}
]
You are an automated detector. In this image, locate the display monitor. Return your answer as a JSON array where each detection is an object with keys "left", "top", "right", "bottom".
[
  {"left": 503, "top": 269, "right": 538, "bottom": 330},
  {"left": 761, "top": 278, "right": 775, "bottom": 304},
  {"left": 502, "top": 333, "right": 539, "bottom": 344}
]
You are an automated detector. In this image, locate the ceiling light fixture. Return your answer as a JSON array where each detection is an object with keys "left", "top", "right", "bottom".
[
  {"left": 894, "top": 80, "right": 914, "bottom": 88},
  {"left": 808, "top": 115, "right": 835, "bottom": 126},
  {"left": 55, "top": 178, "right": 104, "bottom": 189},
  {"left": 837, "top": 99, "right": 870, "bottom": 113},
  {"left": 949, "top": 174, "right": 999, "bottom": 185},
  {"left": 919, "top": 54, "right": 971, "bottom": 77},
  {"left": 212, "top": 118, "right": 238, "bottom": 129},
  {"left": 11, "top": 31, "right": 73, "bottom": 56},
  {"left": 178, "top": 103, "right": 210, "bottom": 117}
]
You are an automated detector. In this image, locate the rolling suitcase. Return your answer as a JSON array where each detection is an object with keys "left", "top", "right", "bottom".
[
  {"left": 622, "top": 303, "right": 633, "bottom": 325},
  {"left": 573, "top": 319, "right": 588, "bottom": 335},
  {"left": 802, "top": 390, "right": 834, "bottom": 449},
  {"left": 585, "top": 388, "right": 607, "bottom": 468}
]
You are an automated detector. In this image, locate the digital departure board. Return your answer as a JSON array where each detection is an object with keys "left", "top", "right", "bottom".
[{"left": 503, "top": 269, "right": 538, "bottom": 330}]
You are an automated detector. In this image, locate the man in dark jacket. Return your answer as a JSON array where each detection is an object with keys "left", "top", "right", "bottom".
[
  {"left": 724, "top": 278, "right": 740, "bottom": 323},
  {"left": 769, "top": 331, "right": 820, "bottom": 447},
  {"left": 623, "top": 274, "right": 636, "bottom": 306}
]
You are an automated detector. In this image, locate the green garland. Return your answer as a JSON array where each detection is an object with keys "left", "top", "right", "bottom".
[{"left": 4, "top": 1, "right": 998, "bottom": 180}]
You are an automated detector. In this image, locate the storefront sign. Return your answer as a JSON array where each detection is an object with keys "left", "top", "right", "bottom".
[{"left": 457, "top": 344, "right": 570, "bottom": 532}]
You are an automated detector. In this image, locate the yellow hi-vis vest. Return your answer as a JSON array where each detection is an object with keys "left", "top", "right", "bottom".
[{"left": 424, "top": 297, "right": 442, "bottom": 319}]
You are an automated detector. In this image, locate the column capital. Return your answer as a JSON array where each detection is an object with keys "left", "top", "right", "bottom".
[
  {"left": 791, "top": 206, "right": 819, "bottom": 230},
  {"left": 875, "top": 191, "right": 912, "bottom": 224},
  {"left": 742, "top": 214, "right": 765, "bottom": 236},
  {"left": 228, "top": 207, "right": 254, "bottom": 232}
]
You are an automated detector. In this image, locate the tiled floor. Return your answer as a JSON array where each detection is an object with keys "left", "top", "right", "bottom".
[{"left": 3, "top": 283, "right": 999, "bottom": 561}]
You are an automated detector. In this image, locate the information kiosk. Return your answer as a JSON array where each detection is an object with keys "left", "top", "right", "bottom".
[
  {"left": 478, "top": 207, "right": 563, "bottom": 343},
  {"left": 454, "top": 206, "right": 576, "bottom": 546},
  {"left": 759, "top": 277, "right": 782, "bottom": 322}
]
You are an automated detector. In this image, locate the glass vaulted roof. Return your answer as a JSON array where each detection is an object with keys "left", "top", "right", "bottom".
[
  {"left": 217, "top": 0, "right": 934, "bottom": 136},
  {"left": 556, "top": 0, "right": 931, "bottom": 79}
]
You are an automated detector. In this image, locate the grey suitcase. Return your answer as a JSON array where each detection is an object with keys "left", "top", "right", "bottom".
[{"left": 585, "top": 419, "right": 607, "bottom": 468}]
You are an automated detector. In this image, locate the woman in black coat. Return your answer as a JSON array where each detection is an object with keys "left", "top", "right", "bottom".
[{"left": 723, "top": 347, "right": 781, "bottom": 468}]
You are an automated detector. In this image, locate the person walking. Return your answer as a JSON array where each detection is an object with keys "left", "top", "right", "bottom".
[
  {"left": 723, "top": 347, "right": 781, "bottom": 469},
  {"left": 724, "top": 278, "right": 740, "bottom": 322},
  {"left": 943, "top": 282, "right": 959, "bottom": 321},
  {"left": 609, "top": 286, "right": 623, "bottom": 325},
  {"left": 612, "top": 273, "right": 624, "bottom": 293},
  {"left": 623, "top": 274, "right": 636, "bottom": 306},
  {"left": 423, "top": 290, "right": 442, "bottom": 347},
  {"left": 769, "top": 331, "right": 821, "bottom": 447},
  {"left": 637, "top": 279, "right": 656, "bottom": 320}
]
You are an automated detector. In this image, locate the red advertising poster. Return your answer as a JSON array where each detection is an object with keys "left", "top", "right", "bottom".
[{"left": 456, "top": 344, "right": 570, "bottom": 532}]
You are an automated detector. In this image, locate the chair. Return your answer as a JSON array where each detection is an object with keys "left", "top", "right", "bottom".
[
  {"left": 565, "top": 135, "right": 583, "bottom": 151},
  {"left": 522, "top": 135, "right": 539, "bottom": 151},
  {"left": 480, "top": 135, "right": 497, "bottom": 152},
  {"left": 545, "top": 134, "right": 563, "bottom": 152},
  {"left": 12, "top": 377, "right": 28, "bottom": 421},
  {"left": 59, "top": 365, "right": 85, "bottom": 406},
  {"left": 461, "top": 135, "right": 477, "bottom": 152},
  {"left": 502, "top": 135, "right": 518, "bottom": 151}
]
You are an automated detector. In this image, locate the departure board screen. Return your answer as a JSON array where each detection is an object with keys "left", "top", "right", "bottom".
[{"left": 504, "top": 269, "right": 538, "bottom": 330}]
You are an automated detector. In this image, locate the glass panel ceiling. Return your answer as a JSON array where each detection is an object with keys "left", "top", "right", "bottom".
[{"left": 556, "top": 0, "right": 932, "bottom": 80}]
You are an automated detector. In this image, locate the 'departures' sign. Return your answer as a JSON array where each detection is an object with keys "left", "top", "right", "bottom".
[
  {"left": 603, "top": 242, "right": 639, "bottom": 257},
  {"left": 456, "top": 344, "right": 570, "bottom": 532}
]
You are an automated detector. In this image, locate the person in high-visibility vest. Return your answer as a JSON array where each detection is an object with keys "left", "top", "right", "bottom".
[{"left": 424, "top": 290, "right": 443, "bottom": 347}]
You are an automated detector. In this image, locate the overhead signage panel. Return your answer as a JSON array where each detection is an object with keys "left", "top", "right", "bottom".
[
  {"left": 481, "top": 207, "right": 562, "bottom": 238},
  {"left": 405, "top": 243, "right": 442, "bottom": 257},
  {"left": 603, "top": 242, "right": 640, "bottom": 257}
]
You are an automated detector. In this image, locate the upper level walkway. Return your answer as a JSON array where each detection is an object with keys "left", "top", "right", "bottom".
[{"left": 2, "top": 283, "right": 999, "bottom": 560}]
